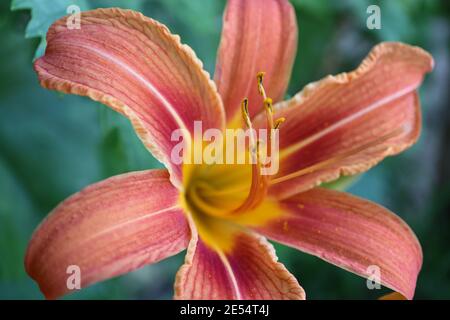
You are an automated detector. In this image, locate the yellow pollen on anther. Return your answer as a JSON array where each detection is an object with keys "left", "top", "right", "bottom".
[
  {"left": 232, "top": 72, "right": 287, "bottom": 214},
  {"left": 241, "top": 98, "right": 252, "bottom": 128},
  {"left": 257, "top": 71, "right": 265, "bottom": 81},
  {"left": 274, "top": 117, "right": 286, "bottom": 129},
  {"left": 257, "top": 71, "right": 267, "bottom": 100},
  {"left": 182, "top": 71, "right": 291, "bottom": 228},
  {"left": 264, "top": 97, "right": 273, "bottom": 113}
]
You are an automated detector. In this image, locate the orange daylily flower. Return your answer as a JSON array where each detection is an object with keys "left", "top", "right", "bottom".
[{"left": 26, "top": 0, "right": 434, "bottom": 300}]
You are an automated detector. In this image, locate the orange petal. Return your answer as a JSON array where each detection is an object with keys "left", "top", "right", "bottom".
[
  {"left": 34, "top": 8, "right": 225, "bottom": 187},
  {"left": 25, "top": 170, "right": 190, "bottom": 299},
  {"left": 256, "top": 42, "right": 433, "bottom": 198},
  {"left": 174, "top": 218, "right": 304, "bottom": 300},
  {"left": 247, "top": 188, "right": 422, "bottom": 300},
  {"left": 214, "top": 0, "right": 298, "bottom": 123}
]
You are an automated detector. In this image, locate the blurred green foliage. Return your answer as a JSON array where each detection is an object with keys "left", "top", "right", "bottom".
[{"left": 1, "top": 0, "right": 449, "bottom": 299}]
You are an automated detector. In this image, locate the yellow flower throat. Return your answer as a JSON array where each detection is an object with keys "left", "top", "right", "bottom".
[
  {"left": 182, "top": 72, "right": 285, "bottom": 216},
  {"left": 179, "top": 72, "right": 285, "bottom": 251}
]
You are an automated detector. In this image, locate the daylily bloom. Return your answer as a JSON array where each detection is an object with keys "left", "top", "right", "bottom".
[{"left": 26, "top": 0, "right": 434, "bottom": 300}]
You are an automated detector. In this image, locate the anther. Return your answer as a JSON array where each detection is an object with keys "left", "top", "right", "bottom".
[
  {"left": 274, "top": 117, "right": 285, "bottom": 129},
  {"left": 257, "top": 71, "right": 265, "bottom": 84},
  {"left": 241, "top": 98, "right": 252, "bottom": 128},
  {"left": 257, "top": 71, "right": 267, "bottom": 99}
]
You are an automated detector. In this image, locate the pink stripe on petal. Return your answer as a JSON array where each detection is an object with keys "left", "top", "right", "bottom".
[
  {"left": 34, "top": 8, "right": 225, "bottom": 186},
  {"left": 215, "top": 0, "right": 298, "bottom": 122},
  {"left": 252, "top": 188, "right": 422, "bottom": 299},
  {"left": 25, "top": 170, "right": 190, "bottom": 299},
  {"left": 174, "top": 226, "right": 305, "bottom": 300},
  {"left": 226, "top": 232, "right": 305, "bottom": 299},
  {"left": 254, "top": 42, "right": 434, "bottom": 198},
  {"left": 175, "top": 238, "right": 237, "bottom": 299}
]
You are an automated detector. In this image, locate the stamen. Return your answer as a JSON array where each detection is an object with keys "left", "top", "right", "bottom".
[
  {"left": 234, "top": 97, "right": 266, "bottom": 213},
  {"left": 264, "top": 97, "right": 273, "bottom": 113},
  {"left": 191, "top": 72, "right": 290, "bottom": 218},
  {"left": 232, "top": 72, "right": 280, "bottom": 214},
  {"left": 241, "top": 98, "right": 258, "bottom": 164},
  {"left": 257, "top": 72, "right": 276, "bottom": 132}
]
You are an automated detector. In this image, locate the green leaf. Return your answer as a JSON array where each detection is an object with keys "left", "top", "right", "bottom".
[
  {"left": 9, "top": 0, "right": 161, "bottom": 177},
  {"left": 11, "top": 0, "right": 90, "bottom": 59}
]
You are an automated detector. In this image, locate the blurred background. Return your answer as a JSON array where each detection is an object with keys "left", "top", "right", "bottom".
[{"left": 0, "top": 0, "right": 449, "bottom": 299}]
